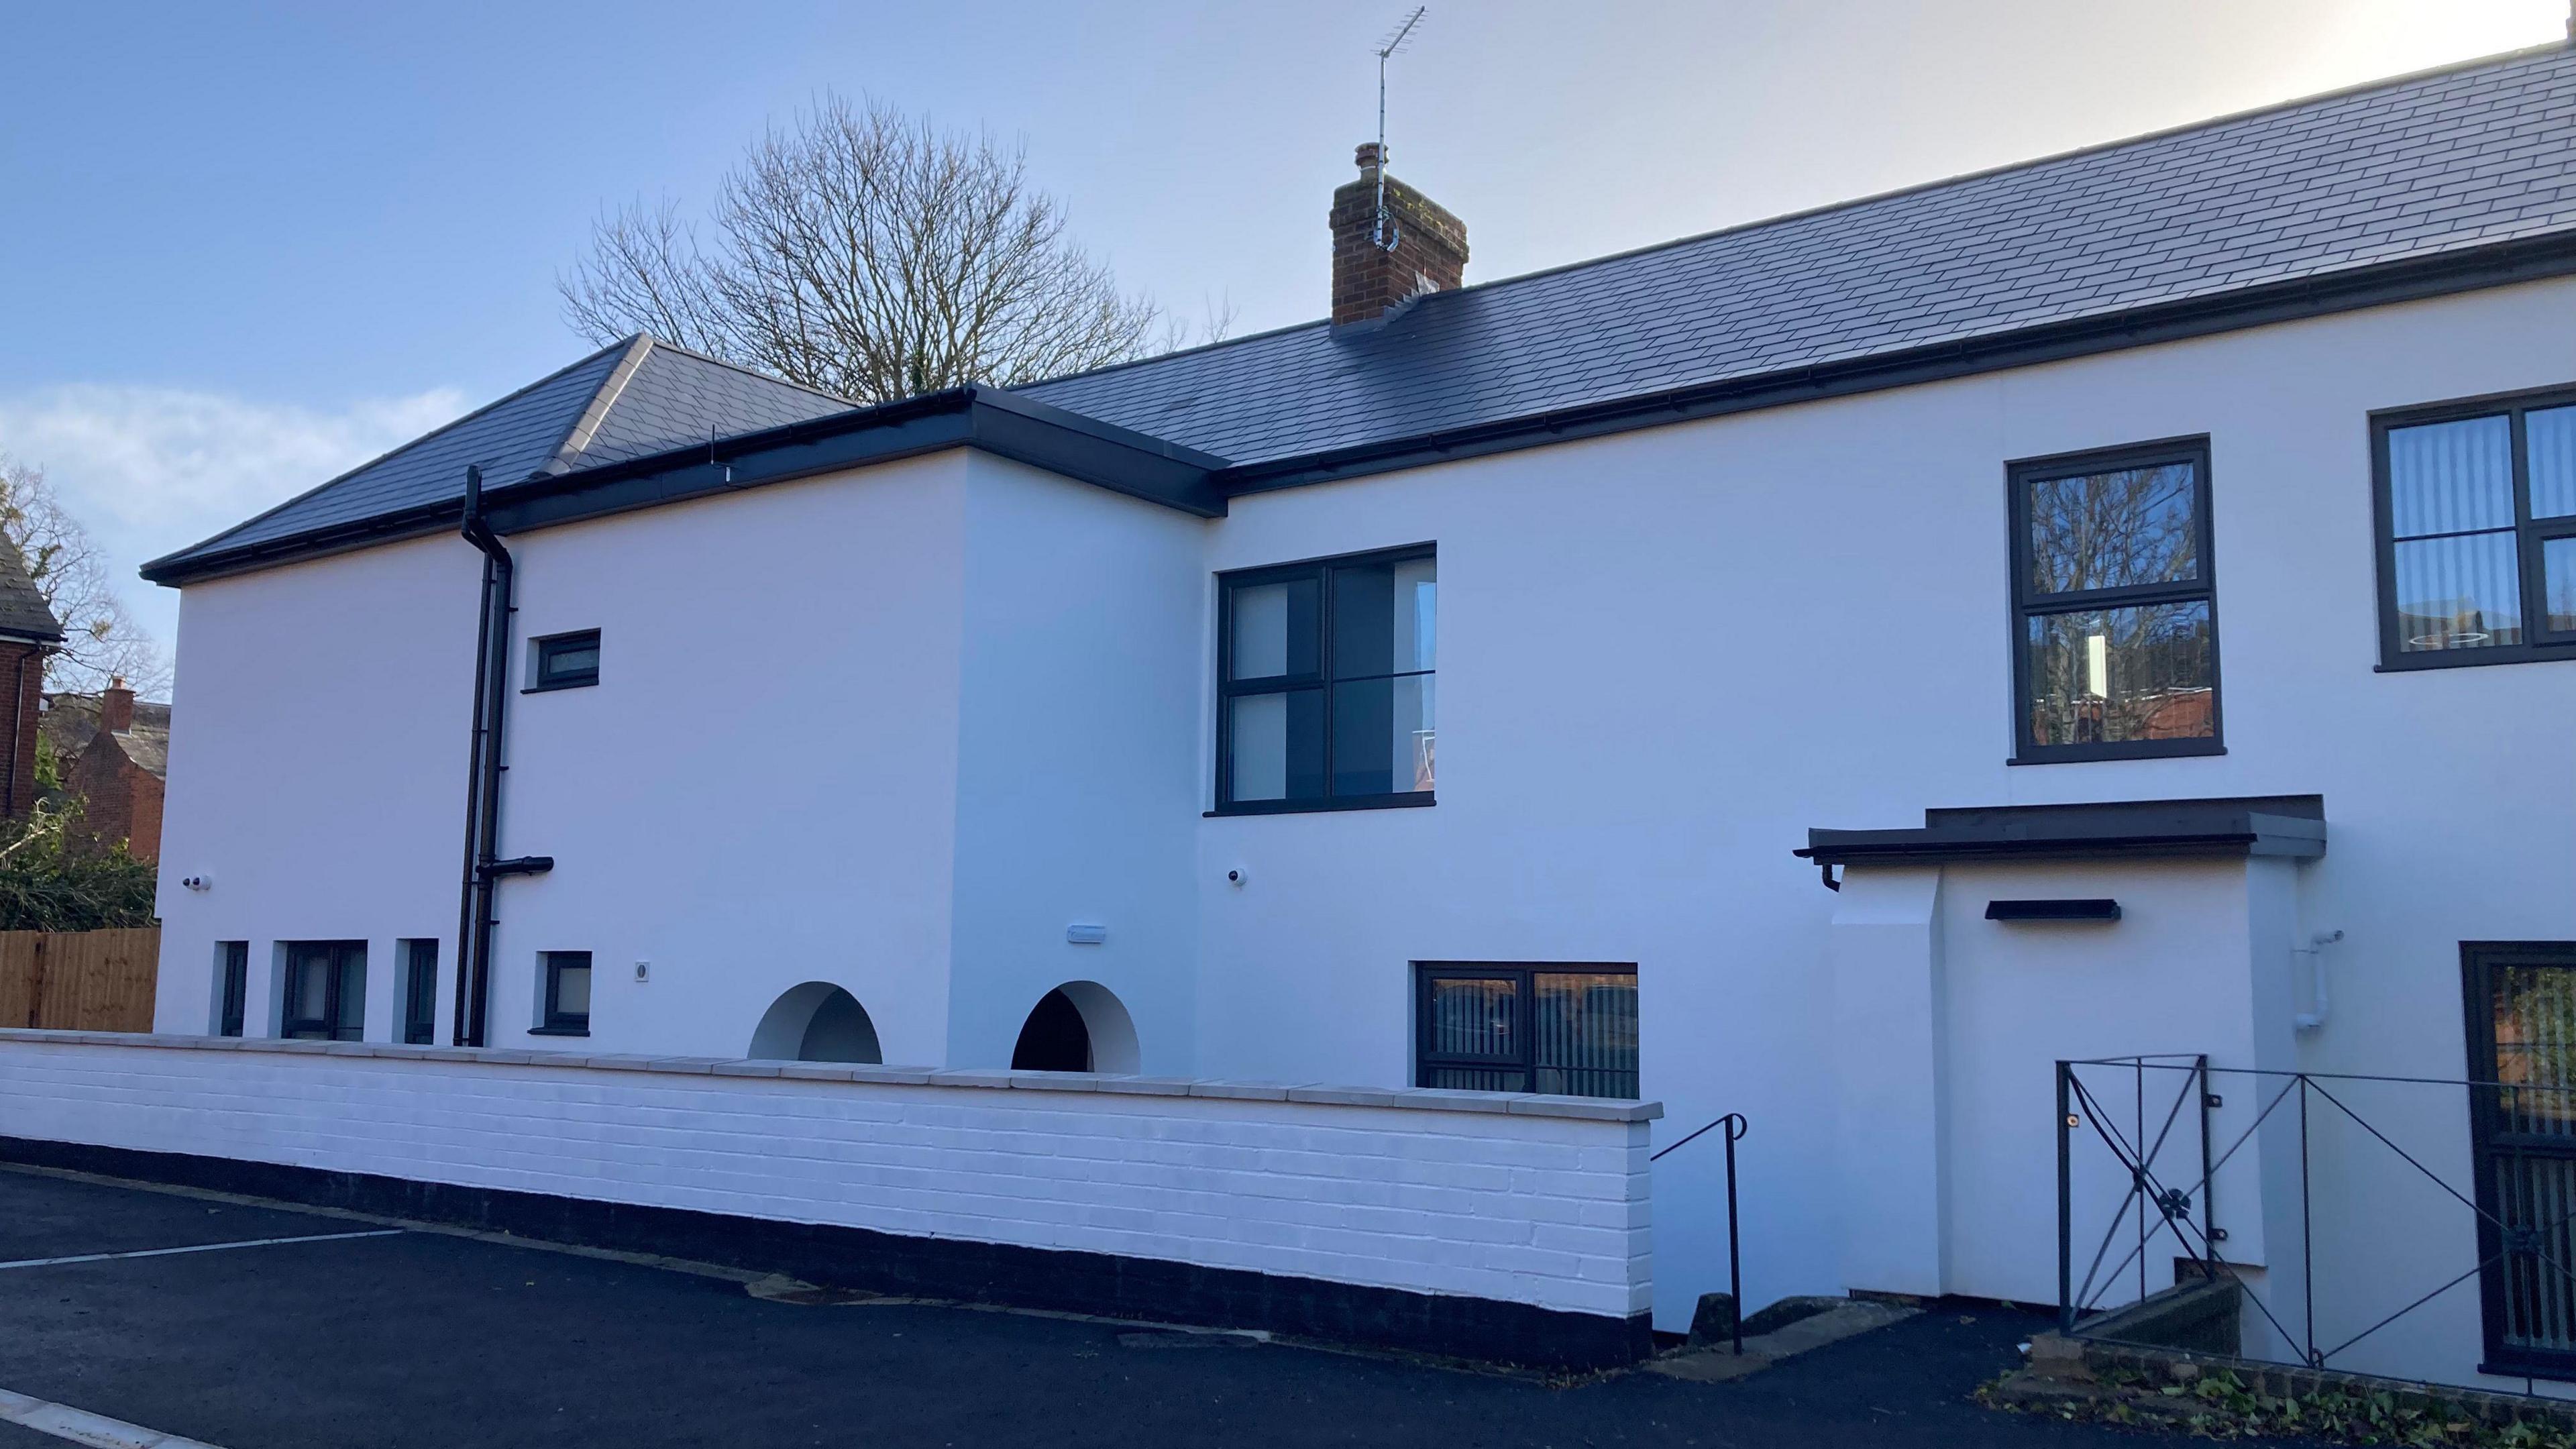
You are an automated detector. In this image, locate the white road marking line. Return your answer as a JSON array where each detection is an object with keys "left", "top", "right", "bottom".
[
  {"left": 0, "top": 1228, "right": 402, "bottom": 1272},
  {"left": 0, "top": 1385, "right": 226, "bottom": 1448}
]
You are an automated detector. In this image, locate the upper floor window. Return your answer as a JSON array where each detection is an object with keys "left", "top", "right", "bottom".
[
  {"left": 2374, "top": 388, "right": 2576, "bottom": 669},
  {"left": 1216, "top": 545, "right": 1434, "bottom": 814},
  {"left": 2008, "top": 439, "right": 2221, "bottom": 763},
  {"left": 529, "top": 630, "right": 600, "bottom": 692}
]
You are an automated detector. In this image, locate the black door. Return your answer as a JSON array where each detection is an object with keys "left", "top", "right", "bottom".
[{"left": 2465, "top": 941, "right": 2576, "bottom": 1378}]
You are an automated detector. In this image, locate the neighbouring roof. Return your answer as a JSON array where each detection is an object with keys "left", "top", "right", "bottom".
[
  {"left": 147, "top": 336, "right": 850, "bottom": 580},
  {"left": 0, "top": 537, "right": 63, "bottom": 643},
  {"left": 42, "top": 694, "right": 172, "bottom": 781},
  {"left": 1798, "top": 796, "right": 2328, "bottom": 871},
  {"left": 1024, "top": 42, "right": 2576, "bottom": 473},
  {"left": 145, "top": 40, "right": 2576, "bottom": 587}
]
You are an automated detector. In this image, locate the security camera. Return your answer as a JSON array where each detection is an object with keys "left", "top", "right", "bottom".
[
  {"left": 181, "top": 875, "right": 212, "bottom": 892},
  {"left": 1226, "top": 867, "right": 1247, "bottom": 888}
]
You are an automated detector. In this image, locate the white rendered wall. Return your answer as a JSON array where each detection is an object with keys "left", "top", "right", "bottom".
[
  {"left": 0, "top": 1032, "right": 1653, "bottom": 1323},
  {"left": 1191, "top": 276, "right": 2576, "bottom": 1339},
  {"left": 153, "top": 533, "right": 480, "bottom": 1044},
  {"left": 152, "top": 276, "right": 2576, "bottom": 1366},
  {"left": 945, "top": 457, "right": 1208, "bottom": 1075},
  {"left": 500, "top": 452, "right": 968, "bottom": 1064}
]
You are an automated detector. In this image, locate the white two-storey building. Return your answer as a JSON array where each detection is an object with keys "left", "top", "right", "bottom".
[{"left": 124, "top": 39, "right": 2576, "bottom": 1383}]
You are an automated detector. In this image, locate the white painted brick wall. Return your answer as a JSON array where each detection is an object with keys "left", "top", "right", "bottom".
[{"left": 0, "top": 1032, "right": 1655, "bottom": 1320}]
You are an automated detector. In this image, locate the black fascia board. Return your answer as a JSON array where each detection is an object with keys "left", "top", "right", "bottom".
[
  {"left": 1210, "top": 228, "right": 2576, "bottom": 498},
  {"left": 1797, "top": 794, "right": 2328, "bottom": 868},
  {"left": 142, "top": 387, "right": 1228, "bottom": 586}
]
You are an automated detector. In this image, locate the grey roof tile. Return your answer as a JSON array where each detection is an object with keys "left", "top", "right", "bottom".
[
  {"left": 0, "top": 536, "right": 61, "bottom": 641},
  {"left": 153, "top": 338, "right": 851, "bottom": 574},
  {"left": 1023, "top": 44, "right": 2576, "bottom": 466}
]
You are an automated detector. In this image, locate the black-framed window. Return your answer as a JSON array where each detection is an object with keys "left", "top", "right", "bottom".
[
  {"left": 2463, "top": 942, "right": 2576, "bottom": 1379},
  {"left": 215, "top": 941, "right": 248, "bottom": 1038},
  {"left": 2008, "top": 439, "right": 2221, "bottom": 763},
  {"left": 281, "top": 941, "right": 365, "bottom": 1041},
  {"left": 529, "top": 630, "right": 600, "bottom": 692},
  {"left": 400, "top": 939, "right": 438, "bottom": 1046},
  {"left": 1216, "top": 545, "right": 1434, "bottom": 814},
  {"left": 537, "top": 951, "right": 591, "bottom": 1036},
  {"left": 2374, "top": 387, "right": 2576, "bottom": 669},
  {"left": 1414, "top": 963, "right": 1638, "bottom": 1100}
]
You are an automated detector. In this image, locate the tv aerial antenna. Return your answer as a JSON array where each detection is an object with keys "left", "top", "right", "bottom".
[{"left": 1372, "top": 6, "right": 1428, "bottom": 253}]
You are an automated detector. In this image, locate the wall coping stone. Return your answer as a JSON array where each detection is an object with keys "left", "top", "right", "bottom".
[{"left": 0, "top": 1028, "right": 1664, "bottom": 1122}]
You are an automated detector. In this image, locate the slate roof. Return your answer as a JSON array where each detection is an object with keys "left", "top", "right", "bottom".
[
  {"left": 144, "top": 40, "right": 2576, "bottom": 584},
  {"left": 0, "top": 537, "right": 63, "bottom": 643},
  {"left": 42, "top": 694, "right": 171, "bottom": 781},
  {"left": 1022, "top": 42, "right": 2576, "bottom": 466},
  {"left": 152, "top": 336, "right": 850, "bottom": 572}
]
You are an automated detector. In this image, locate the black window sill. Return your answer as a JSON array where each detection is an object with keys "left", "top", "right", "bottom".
[
  {"left": 521, "top": 680, "right": 598, "bottom": 694},
  {"left": 2477, "top": 1359, "right": 2576, "bottom": 1385},
  {"left": 528, "top": 1025, "right": 591, "bottom": 1038},
  {"left": 2375, "top": 647, "right": 2576, "bottom": 673},
  {"left": 1206, "top": 793, "right": 1434, "bottom": 818},
  {"left": 2009, "top": 741, "right": 2226, "bottom": 766}
]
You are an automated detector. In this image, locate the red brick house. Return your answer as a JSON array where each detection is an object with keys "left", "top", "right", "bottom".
[
  {"left": 41, "top": 684, "right": 168, "bottom": 861},
  {"left": 0, "top": 537, "right": 63, "bottom": 819}
]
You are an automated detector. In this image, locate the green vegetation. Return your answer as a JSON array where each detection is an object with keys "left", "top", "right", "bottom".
[
  {"left": 0, "top": 802, "right": 155, "bottom": 930},
  {"left": 1985, "top": 1365, "right": 2576, "bottom": 1447}
]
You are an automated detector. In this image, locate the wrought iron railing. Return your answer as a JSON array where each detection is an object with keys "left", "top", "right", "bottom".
[
  {"left": 1654, "top": 1112, "right": 1747, "bottom": 1354},
  {"left": 2058, "top": 1055, "right": 2576, "bottom": 1391}
]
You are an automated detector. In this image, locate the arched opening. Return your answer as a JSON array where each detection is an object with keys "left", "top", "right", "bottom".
[
  {"left": 749, "top": 982, "right": 883, "bottom": 1064},
  {"left": 1009, "top": 980, "right": 1139, "bottom": 1074}
]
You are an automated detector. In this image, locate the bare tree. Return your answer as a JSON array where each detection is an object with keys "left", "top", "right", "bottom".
[
  {"left": 561, "top": 95, "right": 1170, "bottom": 402},
  {"left": 0, "top": 454, "right": 170, "bottom": 698}
]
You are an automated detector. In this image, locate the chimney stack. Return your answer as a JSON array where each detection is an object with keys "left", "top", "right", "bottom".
[
  {"left": 101, "top": 678, "right": 133, "bottom": 735},
  {"left": 1330, "top": 144, "right": 1468, "bottom": 327}
]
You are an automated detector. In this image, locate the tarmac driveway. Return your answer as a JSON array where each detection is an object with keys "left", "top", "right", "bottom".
[{"left": 0, "top": 1163, "right": 2207, "bottom": 1448}]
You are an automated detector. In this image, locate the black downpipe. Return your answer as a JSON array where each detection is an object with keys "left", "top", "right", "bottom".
[{"left": 453, "top": 467, "right": 550, "bottom": 1047}]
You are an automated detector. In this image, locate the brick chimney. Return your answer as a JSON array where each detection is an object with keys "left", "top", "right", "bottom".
[
  {"left": 101, "top": 678, "right": 133, "bottom": 735},
  {"left": 1330, "top": 143, "right": 1468, "bottom": 326}
]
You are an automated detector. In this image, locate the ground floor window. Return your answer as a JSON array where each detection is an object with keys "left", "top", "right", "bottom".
[
  {"left": 537, "top": 951, "right": 591, "bottom": 1036},
  {"left": 1413, "top": 963, "right": 1639, "bottom": 1099},
  {"left": 400, "top": 940, "right": 438, "bottom": 1045},
  {"left": 280, "top": 941, "right": 365, "bottom": 1041},
  {"left": 2465, "top": 941, "right": 2576, "bottom": 1379},
  {"left": 215, "top": 941, "right": 248, "bottom": 1037}
]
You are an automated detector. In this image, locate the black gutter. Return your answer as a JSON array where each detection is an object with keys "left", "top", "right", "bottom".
[
  {"left": 1794, "top": 794, "right": 2328, "bottom": 885},
  {"left": 144, "top": 389, "right": 1229, "bottom": 588},
  {"left": 453, "top": 466, "right": 551, "bottom": 1047}
]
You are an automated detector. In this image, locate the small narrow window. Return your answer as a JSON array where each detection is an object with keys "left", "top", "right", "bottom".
[
  {"left": 400, "top": 939, "right": 438, "bottom": 1045},
  {"left": 529, "top": 630, "right": 601, "bottom": 691},
  {"left": 280, "top": 941, "right": 366, "bottom": 1041},
  {"left": 2374, "top": 389, "right": 2576, "bottom": 668},
  {"left": 215, "top": 941, "right": 248, "bottom": 1038},
  {"left": 1216, "top": 545, "right": 1435, "bottom": 813},
  {"left": 538, "top": 951, "right": 592, "bottom": 1036},
  {"left": 2008, "top": 439, "right": 2221, "bottom": 762},
  {"left": 1413, "top": 963, "right": 1639, "bottom": 1100}
]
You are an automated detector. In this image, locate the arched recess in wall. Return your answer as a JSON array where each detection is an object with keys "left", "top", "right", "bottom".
[
  {"left": 1008, "top": 981, "right": 1140, "bottom": 1074},
  {"left": 748, "top": 982, "right": 884, "bottom": 1064}
]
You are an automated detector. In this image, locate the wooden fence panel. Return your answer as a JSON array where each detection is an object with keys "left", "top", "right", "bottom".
[{"left": 0, "top": 926, "right": 159, "bottom": 1031}]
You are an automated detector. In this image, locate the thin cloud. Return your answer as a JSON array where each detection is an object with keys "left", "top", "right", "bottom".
[{"left": 0, "top": 383, "right": 466, "bottom": 662}]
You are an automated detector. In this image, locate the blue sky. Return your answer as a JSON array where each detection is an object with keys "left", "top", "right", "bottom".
[{"left": 1, "top": 0, "right": 2564, "bottom": 667}]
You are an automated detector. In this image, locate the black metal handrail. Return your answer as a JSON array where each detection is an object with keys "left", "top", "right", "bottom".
[
  {"left": 2057, "top": 1055, "right": 2576, "bottom": 1392},
  {"left": 1654, "top": 1112, "right": 1748, "bottom": 1354}
]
